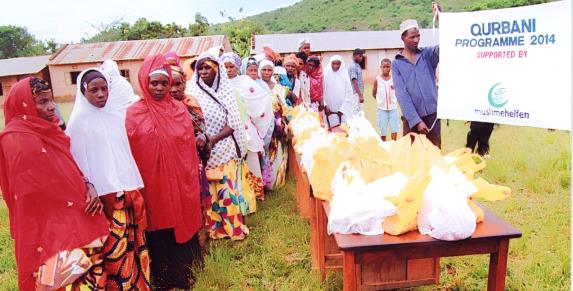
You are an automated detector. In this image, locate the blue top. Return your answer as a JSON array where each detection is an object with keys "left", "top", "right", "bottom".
[
  {"left": 392, "top": 46, "right": 439, "bottom": 128},
  {"left": 348, "top": 62, "right": 364, "bottom": 94}
]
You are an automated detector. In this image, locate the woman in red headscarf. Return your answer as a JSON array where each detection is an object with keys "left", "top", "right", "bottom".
[
  {"left": 0, "top": 77, "right": 109, "bottom": 291},
  {"left": 306, "top": 56, "right": 324, "bottom": 107},
  {"left": 125, "top": 54, "right": 203, "bottom": 290}
]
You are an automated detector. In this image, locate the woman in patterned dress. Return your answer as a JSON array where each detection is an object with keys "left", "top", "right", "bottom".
[
  {"left": 186, "top": 52, "right": 250, "bottom": 240},
  {"left": 66, "top": 67, "right": 150, "bottom": 290}
]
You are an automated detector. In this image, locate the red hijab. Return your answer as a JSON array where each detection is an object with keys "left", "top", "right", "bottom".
[
  {"left": 306, "top": 57, "right": 324, "bottom": 103},
  {"left": 0, "top": 77, "right": 109, "bottom": 291},
  {"left": 125, "top": 55, "right": 202, "bottom": 243}
]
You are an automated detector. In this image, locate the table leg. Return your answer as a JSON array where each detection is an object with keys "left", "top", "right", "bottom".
[
  {"left": 487, "top": 239, "right": 509, "bottom": 291},
  {"left": 315, "top": 197, "right": 326, "bottom": 280},
  {"left": 343, "top": 251, "right": 357, "bottom": 291}
]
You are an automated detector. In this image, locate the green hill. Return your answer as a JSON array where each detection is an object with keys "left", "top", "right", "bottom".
[{"left": 211, "top": 0, "right": 551, "bottom": 34}]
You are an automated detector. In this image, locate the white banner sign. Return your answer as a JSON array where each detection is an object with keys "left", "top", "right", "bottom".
[{"left": 437, "top": 1, "right": 571, "bottom": 130}]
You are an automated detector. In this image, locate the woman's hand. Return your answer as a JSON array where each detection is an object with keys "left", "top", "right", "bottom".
[
  {"left": 196, "top": 133, "right": 207, "bottom": 149},
  {"left": 84, "top": 183, "right": 103, "bottom": 216}
]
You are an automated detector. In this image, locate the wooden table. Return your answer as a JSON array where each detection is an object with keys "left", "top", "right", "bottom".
[{"left": 328, "top": 202, "right": 522, "bottom": 291}]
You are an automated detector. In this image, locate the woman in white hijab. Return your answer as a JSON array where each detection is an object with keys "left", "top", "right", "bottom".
[
  {"left": 322, "top": 55, "right": 354, "bottom": 127},
  {"left": 66, "top": 68, "right": 150, "bottom": 290},
  {"left": 221, "top": 52, "right": 273, "bottom": 201},
  {"left": 257, "top": 60, "right": 289, "bottom": 191},
  {"left": 100, "top": 59, "right": 140, "bottom": 114}
]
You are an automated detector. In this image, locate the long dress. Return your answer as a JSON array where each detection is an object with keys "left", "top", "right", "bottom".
[
  {"left": 0, "top": 77, "right": 109, "bottom": 291},
  {"left": 126, "top": 55, "right": 203, "bottom": 290},
  {"left": 229, "top": 75, "right": 274, "bottom": 201},
  {"left": 66, "top": 67, "right": 150, "bottom": 290},
  {"left": 258, "top": 79, "right": 289, "bottom": 190},
  {"left": 186, "top": 55, "right": 250, "bottom": 240}
]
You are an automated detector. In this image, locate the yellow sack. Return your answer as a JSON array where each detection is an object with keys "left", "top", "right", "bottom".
[
  {"left": 309, "top": 135, "right": 354, "bottom": 201},
  {"left": 389, "top": 133, "right": 447, "bottom": 177},
  {"left": 383, "top": 173, "right": 432, "bottom": 235},
  {"left": 445, "top": 148, "right": 486, "bottom": 173}
]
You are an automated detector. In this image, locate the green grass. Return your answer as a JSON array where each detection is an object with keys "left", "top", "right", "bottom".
[{"left": 0, "top": 95, "right": 570, "bottom": 290}]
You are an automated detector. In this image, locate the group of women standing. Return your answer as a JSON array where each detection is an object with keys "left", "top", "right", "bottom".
[{"left": 0, "top": 47, "right": 294, "bottom": 290}]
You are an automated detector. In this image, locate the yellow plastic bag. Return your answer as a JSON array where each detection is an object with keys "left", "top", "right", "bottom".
[
  {"left": 309, "top": 135, "right": 354, "bottom": 201},
  {"left": 471, "top": 178, "right": 512, "bottom": 201},
  {"left": 466, "top": 177, "right": 511, "bottom": 223},
  {"left": 383, "top": 173, "right": 432, "bottom": 235},
  {"left": 350, "top": 136, "right": 392, "bottom": 183},
  {"left": 467, "top": 199, "right": 485, "bottom": 223},
  {"left": 445, "top": 148, "right": 486, "bottom": 173},
  {"left": 389, "top": 133, "right": 447, "bottom": 177}
]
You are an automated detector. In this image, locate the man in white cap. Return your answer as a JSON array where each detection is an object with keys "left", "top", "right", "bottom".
[
  {"left": 298, "top": 38, "right": 311, "bottom": 58},
  {"left": 392, "top": 3, "right": 442, "bottom": 148}
]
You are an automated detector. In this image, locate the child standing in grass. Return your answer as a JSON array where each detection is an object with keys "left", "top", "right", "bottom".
[{"left": 372, "top": 58, "right": 400, "bottom": 141}]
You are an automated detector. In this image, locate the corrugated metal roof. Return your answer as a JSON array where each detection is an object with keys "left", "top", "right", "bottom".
[
  {"left": 49, "top": 35, "right": 229, "bottom": 65},
  {"left": 0, "top": 55, "right": 50, "bottom": 77},
  {"left": 252, "top": 29, "right": 439, "bottom": 54}
]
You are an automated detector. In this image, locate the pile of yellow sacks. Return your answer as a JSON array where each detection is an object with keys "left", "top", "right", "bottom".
[{"left": 288, "top": 107, "right": 511, "bottom": 236}]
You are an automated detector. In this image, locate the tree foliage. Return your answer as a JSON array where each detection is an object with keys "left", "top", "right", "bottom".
[
  {"left": 0, "top": 25, "right": 60, "bottom": 59},
  {"left": 83, "top": 14, "right": 210, "bottom": 43},
  {"left": 466, "top": 0, "right": 550, "bottom": 11}
]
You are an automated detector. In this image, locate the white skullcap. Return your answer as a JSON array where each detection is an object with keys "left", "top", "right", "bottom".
[
  {"left": 297, "top": 38, "right": 311, "bottom": 49},
  {"left": 400, "top": 19, "right": 419, "bottom": 35}
]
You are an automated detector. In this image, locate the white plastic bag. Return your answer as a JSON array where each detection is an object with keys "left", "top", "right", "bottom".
[
  {"left": 417, "top": 166, "right": 478, "bottom": 241},
  {"left": 328, "top": 162, "right": 397, "bottom": 235},
  {"left": 365, "top": 172, "right": 409, "bottom": 198},
  {"left": 346, "top": 112, "right": 381, "bottom": 142},
  {"left": 299, "top": 131, "right": 330, "bottom": 176}
]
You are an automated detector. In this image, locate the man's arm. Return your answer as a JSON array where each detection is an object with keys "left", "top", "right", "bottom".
[
  {"left": 427, "top": 45, "right": 440, "bottom": 69},
  {"left": 392, "top": 64, "right": 422, "bottom": 129},
  {"left": 349, "top": 65, "right": 364, "bottom": 101}
]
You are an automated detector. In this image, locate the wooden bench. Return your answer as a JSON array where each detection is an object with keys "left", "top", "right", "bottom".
[{"left": 328, "top": 202, "right": 522, "bottom": 291}]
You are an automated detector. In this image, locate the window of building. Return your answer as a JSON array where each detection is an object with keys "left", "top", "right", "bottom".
[
  {"left": 0, "top": 82, "right": 4, "bottom": 96},
  {"left": 120, "top": 70, "right": 130, "bottom": 82},
  {"left": 70, "top": 71, "right": 81, "bottom": 85}
]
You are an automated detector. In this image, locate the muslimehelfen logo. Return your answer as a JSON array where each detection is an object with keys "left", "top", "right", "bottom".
[
  {"left": 474, "top": 82, "right": 530, "bottom": 119},
  {"left": 488, "top": 83, "right": 509, "bottom": 108}
]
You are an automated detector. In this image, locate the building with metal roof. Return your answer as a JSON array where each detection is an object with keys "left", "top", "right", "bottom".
[
  {"left": 0, "top": 55, "right": 51, "bottom": 106},
  {"left": 48, "top": 35, "right": 231, "bottom": 101},
  {"left": 251, "top": 29, "right": 439, "bottom": 83}
]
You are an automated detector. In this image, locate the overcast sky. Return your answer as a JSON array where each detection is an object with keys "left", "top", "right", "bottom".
[{"left": 0, "top": 0, "right": 300, "bottom": 43}]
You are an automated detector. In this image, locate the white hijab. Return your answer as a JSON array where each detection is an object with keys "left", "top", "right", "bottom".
[
  {"left": 229, "top": 75, "right": 273, "bottom": 138},
  {"left": 66, "top": 68, "right": 144, "bottom": 196},
  {"left": 323, "top": 55, "right": 354, "bottom": 116},
  {"left": 100, "top": 60, "right": 140, "bottom": 116},
  {"left": 187, "top": 53, "right": 248, "bottom": 167},
  {"left": 257, "top": 60, "right": 276, "bottom": 91}
]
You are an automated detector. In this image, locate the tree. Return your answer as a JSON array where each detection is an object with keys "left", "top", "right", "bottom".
[
  {"left": 188, "top": 12, "right": 210, "bottom": 36},
  {"left": 221, "top": 19, "right": 265, "bottom": 57},
  {"left": 0, "top": 25, "right": 56, "bottom": 59},
  {"left": 81, "top": 20, "right": 124, "bottom": 43},
  {"left": 467, "top": 0, "right": 550, "bottom": 11},
  {"left": 0, "top": 26, "right": 36, "bottom": 59}
]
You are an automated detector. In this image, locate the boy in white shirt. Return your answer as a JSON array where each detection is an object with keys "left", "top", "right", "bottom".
[{"left": 372, "top": 58, "right": 400, "bottom": 141}]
